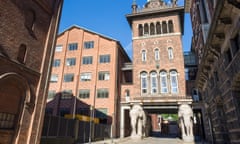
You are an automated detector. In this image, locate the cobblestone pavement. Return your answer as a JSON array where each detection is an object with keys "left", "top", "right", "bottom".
[{"left": 90, "top": 137, "right": 207, "bottom": 144}]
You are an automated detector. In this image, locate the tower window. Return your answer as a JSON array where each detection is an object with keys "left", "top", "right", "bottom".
[
  {"left": 168, "top": 47, "right": 174, "bottom": 60},
  {"left": 142, "top": 50, "right": 147, "bottom": 62},
  {"left": 162, "top": 21, "right": 168, "bottom": 34},
  {"left": 144, "top": 23, "right": 149, "bottom": 35},
  {"left": 138, "top": 24, "right": 143, "bottom": 36},
  {"left": 156, "top": 22, "right": 161, "bottom": 34},
  {"left": 151, "top": 72, "right": 158, "bottom": 94},
  {"left": 150, "top": 23, "right": 155, "bottom": 35},
  {"left": 160, "top": 71, "right": 168, "bottom": 93},
  {"left": 170, "top": 71, "right": 178, "bottom": 93},
  {"left": 141, "top": 72, "right": 148, "bottom": 94},
  {"left": 155, "top": 49, "right": 160, "bottom": 60},
  {"left": 168, "top": 20, "right": 174, "bottom": 33}
]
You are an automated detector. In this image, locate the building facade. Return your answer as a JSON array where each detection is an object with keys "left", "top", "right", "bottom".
[
  {"left": 120, "top": 0, "right": 192, "bottom": 138},
  {"left": 188, "top": 0, "right": 240, "bottom": 143},
  {"left": 0, "top": 0, "right": 63, "bottom": 143},
  {"left": 47, "top": 25, "right": 131, "bottom": 137}
]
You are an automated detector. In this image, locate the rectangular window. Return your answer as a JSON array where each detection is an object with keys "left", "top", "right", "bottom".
[
  {"left": 97, "top": 89, "right": 109, "bottom": 98},
  {"left": 55, "top": 45, "right": 63, "bottom": 52},
  {"left": 84, "top": 41, "right": 94, "bottom": 49},
  {"left": 48, "top": 90, "right": 56, "bottom": 99},
  {"left": 62, "top": 90, "right": 72, "bottom": 99},
  {"left": 50, "top": 74, "right": 58, "bottom": 83},
  {"left": 53, "top": 59, "right": 60, "bottom": 67},
  {"left": 82, "top": 56, "right": 93, "bottom": 64},
  {"left": 168, "top": 48, "right": 174, "bottom": 60},
  {"left": 98, "top": 71, "right": 110, "bottom": 81},
  {"left": 160, "top": 73, "right": 168, "bottom": 93},
  {"left": 80, "top": 72, "right": 92, "bottom": 81},
  {"left": 68, "top": 43, "right": 78, "bottom": 51},
  {"left": 64, "top": 73, "right": 74, "bottom": 82},
  {"left": 99, "top": 55, "right": 110, "bottom": 63},
  {"left": 79, "top": 89, "right": 90, "bottom": 99},
  {"left": 66, "top": 58, "right": 76, "bottom": 66}
]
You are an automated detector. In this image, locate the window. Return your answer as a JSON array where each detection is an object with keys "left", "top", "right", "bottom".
[
  {"left": 141, "top": 72, "right": 148, "bottom": 94},
  {"left": 156, "top": 22, "right": 161, "bottom": 34},
  {"left": 125, "top": 89, "right": 130, "bottom": 97},
  {"left": 97, "top": 89, "right": 109, "bottom": 98},
  {"left": 144, "top": 23, "right": 149, "bottom": 35},
  {"left": 168, "top": 20, "right": 174, "bottom": 33},
  {"left": 17, "top": 44, "right": 27, "bottom": 63},
  {"left": 62, "top": 90, "right": 72, "bottom": 99},
  {"left": 79, "top": 89, "right": 90, "bottom": 99},
  {"left": 99, "top": 55, "right": 110, "bottom": 63},
  {"left": 82, "top": 56, "right": 93, "bottom": 64},
  {"left": 151, "top": 72, "right": 158, "bottom": 94},
  {"left": 84, "top": 41, "right": 94, "bottom": 49},
  {"left": 55, "top": 45, "right": 63, "bottom": 52},
  {"left": 80, "top": 72, "right": 91, "bottom": 81},
  {"left": 170, "top": 71, "right": 178, "bottom": 93},
  {"left": 155, "top": 49, "right": 160, "bottom": 60},
  {"left": 68, "top": 43, "right": 78, "bottom": 51},
  {"left": 50, "top": 74, "right": 58, "bottom": 83},
  {"left": 162, "top": 21, "right": 168, "bottom": 33},
  {"left": 150, "top": 23, "right": 155, "bottom": 35},
  {"left": 24, "top": 9, "right": 35, "bottom": 32},
  {"left": 142, "top": 50, "right": 147, "bottom": 62},
  {"left": 64, "top": 73, "right": 74, "bottom": 82},
  {"left": 168, "top": 47, "right": 174, "bottom": 59},
  {"left": 66, "top": 58, "right": 76, "bottom": 66},
  {"left": 53, "top": 59, "right": 60, "bottom": 67},
  {"left": 48, "top": 90, "right": 56, "bottom": 99},
  {"left": 139, "top": 24, "right": 143, "bottom": 36},
  {"left": 98, "top": 71, "right": 110, "bottom": 80},
  {"left": 160, "top": 71, "right": 168, "bottom": 93}
]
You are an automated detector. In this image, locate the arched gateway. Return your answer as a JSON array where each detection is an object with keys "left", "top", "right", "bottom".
[{"left": 120, "top": 0, "right": 194, "bottom": 142}]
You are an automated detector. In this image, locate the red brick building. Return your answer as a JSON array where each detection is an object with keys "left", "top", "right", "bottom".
[
  {"left": 120, "top": 0, "right": 192, "bottom": 137},
  {"left": 0, "top": 0, "right": 63, "bottom": 143},
  {"left": 47, "top": 25, "right": 131, "bottom": 137}
]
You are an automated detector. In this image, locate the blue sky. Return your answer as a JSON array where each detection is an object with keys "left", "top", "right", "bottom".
[{"left": 59, "top": 0, "right": 192, "bottom": 59}]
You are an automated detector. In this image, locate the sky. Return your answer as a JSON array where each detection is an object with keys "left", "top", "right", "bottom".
[{"left": 58, "top": 0, "right": 192, "bottom": 59}]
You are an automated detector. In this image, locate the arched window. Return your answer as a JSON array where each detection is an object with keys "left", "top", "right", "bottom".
[
  {"left": 168, "top": 20, "right": 174, "bottom": 33},
  {"left": 170, "top": 71, "right": 178, "bottom": 93},
  {"left": 150, "top": 23, "right": 155, "bottom": 35},
  {"left": 160, "top": 71, "right": 168, "bottom": 93},
  {"left": 150, "top": 72, "right": 158, "bottom": 94},
  {"left": 168, "top": 47, "right": 174, "bottom": 59},
  {"left": 154, "top": 49, "right": 160, "bottom": 61},
  {"left": 141, "top": 72, "right": 148, "bottom": 94},
  {"left": 156, "top": 22, "right": 161, "bottom": 34},
  {"left": 162, "top": 21, "right": 168, "bottom": 34},
  {"left": 17, "top": 44, "right": 27, "bottom": 63},
  {"left": 138, "top": 24, "right": 143, "bottom": 36},
  {"left": 142, "top": 50, "right": 147, "bottom": 62},
  {"left": 144, "top": 23, "right": 149, "bottom": 35},
  {"left": 25, "top": 10, "right": 36, "bottom": 31}
]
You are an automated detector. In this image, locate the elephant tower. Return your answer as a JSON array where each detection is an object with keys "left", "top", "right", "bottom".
[{"left": 120, "top": 0, "right": 193, "bottom": 142}]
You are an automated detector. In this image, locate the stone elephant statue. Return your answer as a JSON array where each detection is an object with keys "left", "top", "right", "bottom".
[
  {"left": 178, "top": 104, "right": 194, "bottom": 142},
  {"left": 129, "top": 104, "right": 146, "bottom": 139}
]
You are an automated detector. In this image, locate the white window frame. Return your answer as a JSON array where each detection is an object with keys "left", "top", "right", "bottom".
[
  {"left": 160, "top": 71, "right": 168, "bottom": 93},
  {"left": 141, "top": 72, "right": 148, "bottom": 94},
  {"left": 154, "top": 49, "right": 160, "bottom": 60},
  {"left": 80, "top": 72, "right": 92, "bottom": 81},
  {"left": 55, "top": 45, "right": 63, "bottom": 52},
  {"left": 170, "top": 71, "right": 178, "bottom": 93},
  {"left": 168, "top": 47, "right": 174, "bottom": 60},
  {"left": 142, "top": 50, "right": 147, "bottom": 62},
  {"left": 150, "top": 72, "right": 158, "bottom": 94}
]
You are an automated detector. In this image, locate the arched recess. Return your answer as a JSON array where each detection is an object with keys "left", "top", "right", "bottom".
[
  {"left": 168, "top": 20, "right": 174, "bottom": 33},
  {"left": 138, "top": 24, "right": 143, "bottom": 37},
  {"left": 0, "top": 73, "right": 34, "bottom": 143}
]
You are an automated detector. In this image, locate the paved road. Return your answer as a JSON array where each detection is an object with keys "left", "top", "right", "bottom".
[{"left": 90, "top": 137, "right": 206, "bottom": 144}]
